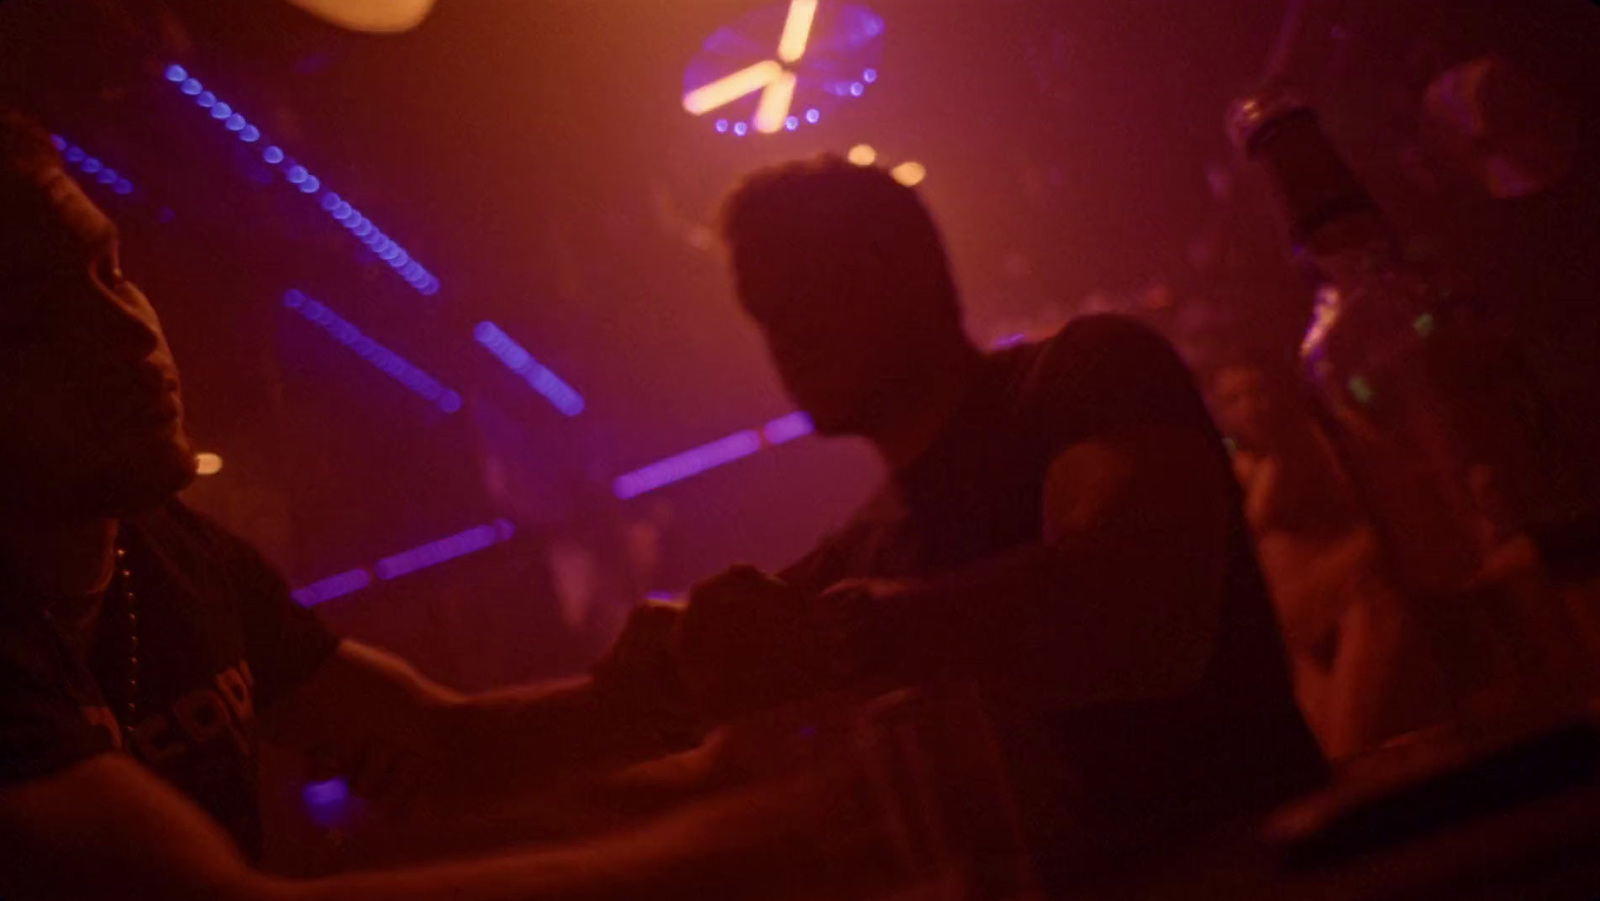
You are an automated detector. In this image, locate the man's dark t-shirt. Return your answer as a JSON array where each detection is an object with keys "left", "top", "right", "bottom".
[
  {"left": 0, "top": 500, "right": 340, "bottom": 860},
  {"left": 782, "top": 315, "right": 1328, "bottom": 886}
]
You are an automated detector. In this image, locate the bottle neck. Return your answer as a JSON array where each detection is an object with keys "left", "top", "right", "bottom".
[{"left": 1241, "top": 105, "right": 1392, "bottom": 252}]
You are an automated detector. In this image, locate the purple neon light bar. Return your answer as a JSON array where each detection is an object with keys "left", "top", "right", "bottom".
[
  {"left": 374, "top": 519, "right": 515, "bottom": 580},
  {"left": 290, "top": 568, "right": 371, "bottom": 606},
  {"left": 760, "top": 411, "right": 814, "bottom": 445},
  {"left": 613, "top": 411, "right": 814, "bottom": 499},
  {"left": 291, "top": 518, "right": 516, "bottom": 607}
]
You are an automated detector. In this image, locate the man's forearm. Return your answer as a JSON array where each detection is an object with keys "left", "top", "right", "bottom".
[
  {"left": 266, "top": 778, "right": 833, "bottom": 901},
  {"left": 263, "top": 829, "right": 717, "bottom": 901},
  {"left": 1, "top": 753, "right": 826, "bottom": 901},
  {"left": 266, "top": 641, "right": 702, "bottom": 814},
  {"left": 430, "top": 675, "right": 697, "bottom": 803}
]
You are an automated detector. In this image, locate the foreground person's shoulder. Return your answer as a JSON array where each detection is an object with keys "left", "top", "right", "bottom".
[
  {"left": 1025, "top": 314, "right": 1193, "bottom": 392},
  {"left": 125, "top": 498, "right": 252, "bottom": 560},
  {"left": 1048, "top": 313, "right": 1181, "bottom": 361},
  {"left": 129, "top": 497, "right": 216, "bottom": 539}
]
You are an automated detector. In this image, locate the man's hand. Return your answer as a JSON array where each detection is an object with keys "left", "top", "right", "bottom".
[
  {"left": 677, "top": 565, "right": 832, "bottom": 721},
  {"left": 811, "top": 577, "right": 910, "bottom": 683},
  {"left": 591, "top": 598, "right": 685, "bottom": 694},
  {"left": 590, "top": 599, "right": 705, "bottom": 752}
]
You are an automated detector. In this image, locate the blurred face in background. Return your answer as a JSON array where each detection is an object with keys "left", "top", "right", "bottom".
[
  {"left": 0, "top": 162, "right": 194, "bottom": 520},
  {"left": 1209, "top": 364, "right": 1285, "bottom": 454}
]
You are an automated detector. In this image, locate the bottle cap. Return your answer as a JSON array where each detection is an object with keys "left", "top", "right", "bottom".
[
  {"left": 1228, "top": 87, "right": 1379, "bottom": 244},
  {"left": 1226, "top": 86, "right": 1311, "bottom": 157}
]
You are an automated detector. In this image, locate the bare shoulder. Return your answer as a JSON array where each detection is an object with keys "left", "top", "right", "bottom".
[{"left": 1042, "top": 423, "right": 1235, "bottom": 547}]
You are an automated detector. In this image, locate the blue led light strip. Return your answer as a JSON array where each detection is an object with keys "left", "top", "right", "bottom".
[
  {"left": 50, "top": 134, "right": 137, "bottom": 197},
  {"left": 163, "top": 63, "right": 440, "bottom": 296},
  {"left": 473, "top": 321, "right": 586, "bottom": 417},
  {"left": 284, "top": 289, "right": 462, "bottom": 413},
  {"left": 612, "top": 411, "right": 814, "bottom": 499},
  {"left": 291, "top": 519, "right": 516, "bottom": 607}
]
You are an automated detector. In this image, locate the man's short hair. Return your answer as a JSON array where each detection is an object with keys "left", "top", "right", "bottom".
[
  {"left": 719, "top": 155, "right": 960, "bottom": 322},
  {"left": 1, "top": 110, "right": 67, "bottom": 288},
  {"left": 0, "top": 108, "right": 62, "bottom": 187}
]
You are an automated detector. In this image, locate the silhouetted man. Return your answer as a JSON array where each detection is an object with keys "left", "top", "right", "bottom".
[{"left": 679, "top": 156, "right": 1329, "bottom": 888}]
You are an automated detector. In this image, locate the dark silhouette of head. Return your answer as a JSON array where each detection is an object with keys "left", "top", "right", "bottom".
[
  {"left": 0, "top": 110, "right": 194, "bottom": 520},
  {"left": 720, "top": 155, "right": 974, "bottom": 438}
]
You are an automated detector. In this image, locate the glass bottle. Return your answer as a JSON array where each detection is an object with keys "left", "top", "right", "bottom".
[
  {"left": 1228, "top": 87, "right": 1489, "bottom": 600},
  {"left": 1228, "top": 85, "right": 1600, "bottom": 720}
]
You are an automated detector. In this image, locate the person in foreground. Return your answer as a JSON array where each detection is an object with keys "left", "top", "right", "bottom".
[
  {"left": 671, "top": 156, "right": 1330, "bottom": 889},
  {"left": 0, "top": 111, "right": 867, "bottom": 901}
]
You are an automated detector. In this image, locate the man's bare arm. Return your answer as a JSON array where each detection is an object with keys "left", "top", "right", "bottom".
[
  {"left": 0, "top": 752, "right": 848, "bottom": 901},
  {"left": 261, "top": 632, "right": 694, "bottom": 812}
]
